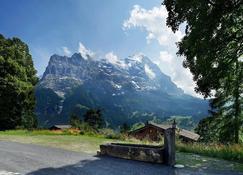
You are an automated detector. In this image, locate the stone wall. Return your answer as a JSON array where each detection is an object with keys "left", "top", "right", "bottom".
[{"left": 99, "top": 143, "right": 164, "bottom": 163}]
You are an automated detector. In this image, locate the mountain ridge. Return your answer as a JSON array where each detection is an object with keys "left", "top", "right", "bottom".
[{"left": 35, "top": 52, "right": 209, "bottom": 127}]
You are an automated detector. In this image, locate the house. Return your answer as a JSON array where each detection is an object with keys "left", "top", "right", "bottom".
[
  {"left": 129, "top": 122, "right": 171, "bottom": 141},
  {"left": 49, "top": 125, "right": 72, "bottom": 130},
  {"left": 129, "top": 121, "right": 200, "bottom": 142}
]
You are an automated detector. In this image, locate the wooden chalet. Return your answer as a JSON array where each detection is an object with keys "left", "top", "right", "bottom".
[{"left": 129, "top": 121, "right": 200, "bottom": 142}]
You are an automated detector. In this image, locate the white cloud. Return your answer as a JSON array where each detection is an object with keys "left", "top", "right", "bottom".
[
  {"left": 159, "top": 51, "right": 173, "bottom": 64},
  {"left": 123, "top": 5, "right": 201, "bottom": 97},
  {"left": 105, "top": 52, "right": 120, "bottom": 64},
  {"left": 78, "top": 42, "right": 95, "bottom": 59},
  {"left": 156, "top": 51, "right": 202, "bottom": 97},
  {"left": 62, "top": 46, "right": 71, "bottom": 56},
  {"left": 145, "top": 64, "right": 156, "bottom": 79},
  {"left": 123, "top": 5, "right": 183, "bottom": 46},
  {"left": 105, "top": 52, "right": 127, "bottom": 68}
]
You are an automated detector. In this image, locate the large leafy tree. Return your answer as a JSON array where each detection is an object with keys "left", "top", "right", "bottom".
[
  {"left": 163, "top": 0, "right": 242, "bottom": 143},
  {"left": 0, "top": 34, "right": 38, "bottom": 130},
  {"left": 83, "top": 109, "right": 104, "bottom": 129}
]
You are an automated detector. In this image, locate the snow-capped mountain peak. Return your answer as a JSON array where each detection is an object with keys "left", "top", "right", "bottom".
[
  {"left": 36, "top": 52, "right": 209, "bottom": 127},
  {"left": 128, "top": 53, "right": 146, "bottom": 63},
  {"left": 103, "top": 52, "right": 127, "bottom": 69}
]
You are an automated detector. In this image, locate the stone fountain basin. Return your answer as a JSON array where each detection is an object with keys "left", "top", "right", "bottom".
[{"left": 98, "top": 143, "right": 164, "bottom": 163}]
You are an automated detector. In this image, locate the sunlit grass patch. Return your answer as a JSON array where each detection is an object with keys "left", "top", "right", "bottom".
[
  {"left": 176, "top": 141, "right": 243, "bottom": 163},
  {"left": 0, "top": 129, "right": 116, "bottom": 153},
  {"left": 0, "top": 129, "right": 145, "bottom": 153}
]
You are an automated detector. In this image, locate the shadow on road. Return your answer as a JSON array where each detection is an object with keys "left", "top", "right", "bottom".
[
  {"left": 25, "top": 156, "right": 178, "bottom": 175},
  {"left": 25, "top": 156, "right": 242, "bottom": 175}
]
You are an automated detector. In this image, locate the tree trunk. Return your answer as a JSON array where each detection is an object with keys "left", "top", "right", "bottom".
[{"left": 234, "top": 60, "right": 241, "bottom": 144}]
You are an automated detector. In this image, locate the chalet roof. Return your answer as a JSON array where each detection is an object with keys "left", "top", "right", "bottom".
[
  {"left": 129, "top": 122, "right": 170, "bottom": 134},
  {"left": 50, "top": 125, "right": 72, "bottom": 129},
  {"left": 147, "top": 122, "right": 171, "bottom": 130},
  {"left": 178, "top": 129, "right": 200, "bottom": 141},
  {"left": 129, "top": 121, "right": 200, "bottom": 141}
]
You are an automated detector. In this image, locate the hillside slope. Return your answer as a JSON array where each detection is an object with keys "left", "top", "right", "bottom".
[{"left": 35, "top": 53, "right": 208, "bottom": 127}]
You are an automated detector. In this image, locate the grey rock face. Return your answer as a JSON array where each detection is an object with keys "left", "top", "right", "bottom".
[
  {"left": 35, "top": 53, "right": 208, "bottom": 127},
  {"left": 40, "top": 53, "right": 183, "bottom": 97}
]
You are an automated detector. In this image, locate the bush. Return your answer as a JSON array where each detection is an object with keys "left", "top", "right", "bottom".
[
  {"left": 69, "top": 114, "right": 81, "bottom": 129},
  {"left": 15, "top": 113, "right": 38, "bottom": 131},
  {"left": 78, "top": 122, "right": 97, "bottom": 136},
  {"left": 99, "top": 128, "right": 122, "bottom": 139}
]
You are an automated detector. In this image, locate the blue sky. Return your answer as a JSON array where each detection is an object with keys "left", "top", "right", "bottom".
[{"left": 0, "top": 0, "right": 199, "bottom": 97}]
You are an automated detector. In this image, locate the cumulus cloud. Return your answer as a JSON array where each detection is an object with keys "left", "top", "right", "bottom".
[
  {"left": 123, "top": 5, "right": 201, "bottom": 97},
  {"left": 123, "top": 5, "right": 183, "bottom": 46},
  {"left": 159, "top": 51, "right": 173, "bottom": 64},
  {"left": 78, "top": 42, "right": 95, "bottom": 59},
  {"left": 156, "top": 52, "right": 198, "bottom": 97},
  {"left": 105, "top": 52, "right": 127, "bottom": 68},
  {"left": 105, "top": 52, "right": 120, "bottom": 64},
  {"left": 62, "top": 46, "right": 71, "bottom": 56}
]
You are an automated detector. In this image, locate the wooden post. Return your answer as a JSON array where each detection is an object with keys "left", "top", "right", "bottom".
[{"left": 164, "top": 120, "right": 176, "bottom": 166}]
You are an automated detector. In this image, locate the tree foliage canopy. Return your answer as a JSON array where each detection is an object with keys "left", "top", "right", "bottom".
[
  {"left": 69, "top": 113, "right": 81, "bottom": 128},
  {"left": 163, "top": 0, "right": 243, "bottom": 143},
  {"left": 0, "top": 34, "right": 38, "bottom": 130},
  {"left": 83, "top": 109, "right": 104, "bottom": 129}
]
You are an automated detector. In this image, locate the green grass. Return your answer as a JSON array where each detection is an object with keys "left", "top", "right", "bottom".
[
  {"left": 0, "top": 129, "right": 151, "bottom": 153},
  {"left": 176, "top": 141, "right": 243, "bottom": 163},
  {"left": 0, "top": 129, "right": 119, "bottom": 153},
  {"left": 0, "top": 129, "right": 72, "bottom": 135},
  {"left": 176, "top": 152, "right": 243, "bottom": 172}
]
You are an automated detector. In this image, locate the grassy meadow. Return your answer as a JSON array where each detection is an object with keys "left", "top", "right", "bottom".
[
  {"left": 0, "top": 129, "right": 156, "bottom": 153},
  {"left": 0, "top": 129, "right": 117, "bottom": 153}
]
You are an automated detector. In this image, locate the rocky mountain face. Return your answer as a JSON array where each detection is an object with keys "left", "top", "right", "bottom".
[{"left": 35, "top": 53, "right": 209, "bottom": 127}]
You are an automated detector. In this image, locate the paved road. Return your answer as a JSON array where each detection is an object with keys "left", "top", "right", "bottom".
[{"left": 0, "top": 141, "right": 242, "bottom": 175}]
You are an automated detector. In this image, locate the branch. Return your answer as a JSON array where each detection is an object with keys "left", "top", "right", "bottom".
[{"left": 207, "top": 0, "right": 216, "bottom": 6}]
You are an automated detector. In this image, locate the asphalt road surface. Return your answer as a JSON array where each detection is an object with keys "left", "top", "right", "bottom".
[{"left": 0, "top": 141, "right": 242, "bottom": 175}]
